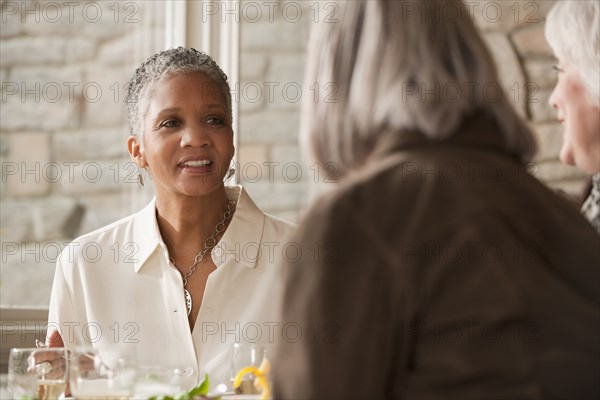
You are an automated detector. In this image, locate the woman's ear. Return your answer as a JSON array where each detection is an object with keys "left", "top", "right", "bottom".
[{"left": 127, "top": 135, "right": 147, "bottom": 168}]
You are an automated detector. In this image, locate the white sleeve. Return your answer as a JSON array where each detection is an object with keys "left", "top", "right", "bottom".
[{"left": 46, "top": 249, "right": 81, "bottom": 348}]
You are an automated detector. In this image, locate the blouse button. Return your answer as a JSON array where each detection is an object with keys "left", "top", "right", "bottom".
[{"left": 212, "top": 246, "right": 223, "bottom": 262}]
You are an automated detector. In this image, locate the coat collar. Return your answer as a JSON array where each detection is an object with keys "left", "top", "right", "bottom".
[
  {"left": 370, "top": 113, "right": 521, "bottom": 163},
  {"left": 132, "top": 185, "right": 264, "bottom": 273}
]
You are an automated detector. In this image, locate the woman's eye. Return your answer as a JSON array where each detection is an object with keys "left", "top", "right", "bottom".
[
  {"left": 206, "top": 117, "right": 225, "bottom": 125},
  {"left": 159, "top": 119, "right": 180, "bottom": 128}
]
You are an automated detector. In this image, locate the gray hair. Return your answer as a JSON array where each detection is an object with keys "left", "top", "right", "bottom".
[
  {"left": 302, "top": 0, "right": 537, "bottom": 179},
  {"left": 545, "top": 0, "right": 600, "bottom": 107},
  {"left": 125, "top": 47, "right": 232, "bottom": 137}
]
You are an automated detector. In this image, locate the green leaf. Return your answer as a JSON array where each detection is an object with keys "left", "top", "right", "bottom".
[{"left": 188, "top": 373, "right": 210, "bottom": 397}]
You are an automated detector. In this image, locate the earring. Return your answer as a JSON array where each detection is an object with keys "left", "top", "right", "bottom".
[
  {"left": 138, "top": 173, "right": 144, "bottom": 187},
  {"left": 224, "top": 167, "right": 235, "bottom": 182}
]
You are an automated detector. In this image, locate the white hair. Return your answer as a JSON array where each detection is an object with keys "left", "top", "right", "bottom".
[
  {"left": 302, "top": 0, "right": 537, "bottom": 179},
  {"left": 545, "top": 0, "right": 600, "bottom": 107}
]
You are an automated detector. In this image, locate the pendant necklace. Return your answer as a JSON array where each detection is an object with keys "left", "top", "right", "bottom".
[{"left": 169, "top": 200, "right": 235, "bottom": 316}]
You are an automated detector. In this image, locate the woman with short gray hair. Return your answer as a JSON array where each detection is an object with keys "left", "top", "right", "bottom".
[
  {"left": 275, "top": 1, "right": 600, "bottom": 398},
  {"left": 45, "top": 47, "right": 294, "bottom": 391},
  {"left": 545, "top": 0, "right": 600, "bottom": 233}
]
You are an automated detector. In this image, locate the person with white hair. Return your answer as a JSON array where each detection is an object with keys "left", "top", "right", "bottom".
[
  {"left": 274, "top": 1, "right": 600, "bottom": 398},
  {"left": 546, "top": 0, "right": 600, "bottom": 233}
]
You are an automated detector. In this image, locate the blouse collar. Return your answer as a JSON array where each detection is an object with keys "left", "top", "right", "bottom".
[{"left": 132, "top": 185, "right": 265, "bottom": 273}]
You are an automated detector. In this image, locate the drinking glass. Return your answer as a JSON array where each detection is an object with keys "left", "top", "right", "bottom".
[
  {"left": 132, "top": 366, "right": 183, "bottom": 399},
  {"left": 230, "top": 343, "right": 273, "bottom": 399},
  {"left": 8, "top": 347, "right": 69, "bottom": 400},
  {"left": 69, "top": 346, "right": 136, "bottom": 400}
]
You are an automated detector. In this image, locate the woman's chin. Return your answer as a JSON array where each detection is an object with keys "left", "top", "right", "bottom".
[{"left": 559, "top": 146, "right": 576, "bottom": 168}]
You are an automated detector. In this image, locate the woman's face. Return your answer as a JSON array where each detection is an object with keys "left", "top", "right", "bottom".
[
  {"left": 129, "top": 71, "right": 233, "bottom": 199},
  {"left": 548, "top": 58, "right": 600, "bottom": 173}
]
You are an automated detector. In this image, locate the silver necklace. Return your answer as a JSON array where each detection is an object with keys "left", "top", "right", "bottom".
[{"left": 169, "top": 200, "right": 236, "bottom": 316}]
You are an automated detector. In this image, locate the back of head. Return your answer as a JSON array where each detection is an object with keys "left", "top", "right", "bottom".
[
  {"left": 545, "top": 0, "right": 600, "bottom": 107},
  {"left": 302, "top": 0, "right": 536, "bottom": 179}
]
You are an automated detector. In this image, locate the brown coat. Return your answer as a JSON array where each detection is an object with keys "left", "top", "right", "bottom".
[{"left": 274, "top": 115, "right": 600, "bottom": 399}]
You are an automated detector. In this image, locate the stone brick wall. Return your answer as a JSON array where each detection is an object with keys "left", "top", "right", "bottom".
[
  {"left": 237, "top": 0, "right": 313, "bottom": 222},
  {"left": 0, "top": 0, "right": 586, "bottom": 306},
  {"left": 1, "top": 0, "right": 163, "bottom": 305}
]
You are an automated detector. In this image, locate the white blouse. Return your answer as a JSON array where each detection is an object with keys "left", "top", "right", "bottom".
[{"left": 47, "top": 186, "right": 295, "bottom": 390}]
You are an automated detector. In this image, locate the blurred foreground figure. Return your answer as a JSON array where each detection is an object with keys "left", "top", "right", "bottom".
[{"left": 274, "top": 1, "right": 600, "bottom": 398}]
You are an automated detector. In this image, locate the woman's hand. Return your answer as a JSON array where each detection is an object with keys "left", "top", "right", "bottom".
[{"left": 46, "top": 329, "right": 65, "bottom": 348}]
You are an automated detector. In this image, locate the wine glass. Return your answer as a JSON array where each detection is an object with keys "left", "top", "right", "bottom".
[
  {"left": 8, "top": 347, "right": 69, "bottom": 400},
  {"left": 230, "top": 343, "right": 273, "bottom": 399},
  {"left": 69, "top": 346, "right": 136, "bottom": 400}
]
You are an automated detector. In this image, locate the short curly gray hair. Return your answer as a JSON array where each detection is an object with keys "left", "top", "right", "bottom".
[{"left": 124, "top": 47, "right": 232, "bottom": 137}]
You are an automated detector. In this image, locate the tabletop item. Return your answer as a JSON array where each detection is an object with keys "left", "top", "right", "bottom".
[
  {"left": 231, "top": 343, "right": 272, "bottom": 400},
  {"left": 133, "top": 365, "right": 184, "bottom": 399},
  {"left": 8, "top": 347, "right": 68, "bottom": 400},
  {"left": 69, "top": 346, "right": 136, "bottom": 400}
]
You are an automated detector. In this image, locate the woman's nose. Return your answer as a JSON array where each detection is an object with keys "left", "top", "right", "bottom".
[{"left": 180, "top": 124, "right": 211, "bottom": 147}]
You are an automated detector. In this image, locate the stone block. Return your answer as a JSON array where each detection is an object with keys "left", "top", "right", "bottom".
[
  {"left": 0, "top": 68, "right": 7, "bottom": 83},
  {"left": 242, "top": 179, "right": 306, "bottom": 214},
  {"left": 265, "top": 54, "right": 306, "bottom": 109},
  {"left": 241, "top": 15, "right": 305, "bottom": 51},
  {"left": 77, "top": 191, "right": 137, "bottom": 235},
  {"left": 471, "top": 1, "right": 553, "bottom": 32},
  {"left": 525, "top": 59, "right": 557, "bottom": 89},
  {"left": 80, "top": 1, "right": 144, "bottom": 40},
  {"left": 53, "top": 128, "right": 129, "bottom": 161},
  {"left": 240, "top": 52, "right": 269, "bottom": 81},
  {"left": 529, "top": 87, "right": 555, "bottom": 122},
  {"left": 0, "top": 5, "right": 22, "bottom": 38},
  {"left": 0, "top": 37, "right": 66, "bottom": 67},
  {"left": 20, "top": 1, "right": 131, "bottom": 40},
  {"left": 2, "top": 67, "right": 81, "bottom": 131},
  {"left": 0, "top": 200, "right": 32, "bottom": 243},
  {"left": 20, "top": 1, "right": 88, "bottom": 35},
  {"left": 531, "top": 123, "right": 563, "bottom": 162},
  {"left": 97, "top": 28, "right": 151, "bottom": 67},
  {"left": 239, "top": 109, "right": 300, "bottom": 144},
  {"left": 235, "top": 80, "right": 267, "bottom": 114},
  {"left": 4, "top": 132, "right": 51, "bottom": 197},
  {"left": 0, "top": 242, "right": 57, "bottom": 306},
  {"left": 0, "top": 133, "right": 8, "bottom": 156},
  {"left": 56, "top": 159, "right": 127, "bottom": 195},
  {"left": 0, "top": 196, "right": 80, "bottom": 243},
  {"left": 482, "top": 32, "right": 527, "bottom": 117},
  {"left": 66, "top": 37, "right": 97, "bottom": 63},
  {"left": 0, "top": 92, "right": 79, "bottom": 132},
  {"left": 512, "top": 24, "right": 553, "bottom": 58},
  {"left": 82, "top": 66, "right": 130, "bottom": 128},
  {"left": 32, "top": 196, "right": 84, "bottom": 241},
  {"left": 271, "top": 143, "right": 301, "bottom": 164}
]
